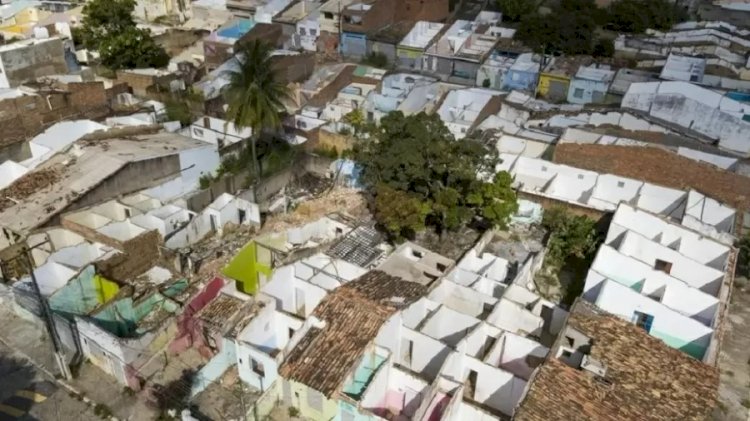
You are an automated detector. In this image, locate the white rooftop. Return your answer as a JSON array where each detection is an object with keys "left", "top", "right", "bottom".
[
  {"left": 575, "top": 65, "right": 615, "bottom": 83},
  {"left": 399, "top": 21, "right": 444, "bottom": 49}
]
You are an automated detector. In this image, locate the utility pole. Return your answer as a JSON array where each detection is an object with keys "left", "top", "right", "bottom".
[{"left": 0, "top": 242, "right": 71, "bottom": 380}]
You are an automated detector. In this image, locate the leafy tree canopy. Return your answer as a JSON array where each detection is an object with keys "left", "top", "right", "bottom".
[
  {"left": 515, "top": 0, "right": 600, "bottom": 55},
  {"left": 541, "top": 206, "right": 599, "bottom": 265},
  {"left": 223, "top": 40, "right": 292, "bottom": 178},
  {"left": 607, "top": 0, "right": 686, "bottom": 33},
  {"left": 99, "top": 27, "right": 169, "bottom": 70},
  {"left": 74, "top": 0, "right": 169, "bottom": 70},
  {"left": 353, "top": 112, "right": 518, "bottom": 239},
  {"left": 496, "top": 0, "right": 537, "bottom": 22}
]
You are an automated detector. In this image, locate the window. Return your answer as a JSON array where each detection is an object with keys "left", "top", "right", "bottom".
[
  {"left": 654, "top": 259, "right": 672, "bottom": 274},
  {"left": 561, "top": 349, "right": 572, "bottom": 358},
  {"left": 323, "top": 12, "right": 334, "bottom": 19},
  {"left": 436, "top": 262, "right": 447, "bottom": 272},
  {"left": 617, "top": 181, "right": 625, "bottom": 188},
  {"left": 632, "top": 311, "right": 654, "bottom": 333},
  {"left": 193, "top": 127, "right": 204, "bottom": 137},
  {"left": 573, "top": 88, "right": 584, "bottom": 98},
  {"left": 299, "top": 27, "right": 307, "bottom": 36},
  {"left": 310, "top": 29, "right": 317, "bottom": 36},
  {"left": 565, "top": 336, "right": 574, "bottom": 347},
  {"left": 411, "top": 249, "right": 424, "bottom": 259},
  {"left": 577, "top": 174, "right": 584, "bottom": 180},
  {"left": 404, "top": 76, "right": 415, "bottom": 84},
  {"left": 251, "top": 359, "right": 265, "bottom": 376},
  {"left": 124, "top": 208, "right": 131, "bottom": 218},
  {"left": 541, "top": 165, "right": 548, "bottom": 172}
]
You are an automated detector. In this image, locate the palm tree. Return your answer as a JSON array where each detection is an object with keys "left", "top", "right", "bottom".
[{"left": 223, "top": 40, "right": 291, "bottom": 179}]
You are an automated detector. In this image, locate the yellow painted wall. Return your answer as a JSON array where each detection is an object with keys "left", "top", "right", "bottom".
[
  {"left": 537, "top": 73, "right": 571, "bottom": 97},
  {"left": 288, "top": 380, "right": 338, "bottom": 421},
  {"left": 93, "top": 274, "right": 120, "bottom": 304}
]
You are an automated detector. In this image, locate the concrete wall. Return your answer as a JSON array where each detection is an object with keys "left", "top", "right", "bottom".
[{"left": 0, "top": 38, "right": 68, "bottom": 88}]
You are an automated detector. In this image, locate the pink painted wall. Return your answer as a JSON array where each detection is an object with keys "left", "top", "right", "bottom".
[{"left": 168, "top": 277, "right": 225, "bottom": 354}]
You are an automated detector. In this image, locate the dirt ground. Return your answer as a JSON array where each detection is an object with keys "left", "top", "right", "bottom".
[{"left": 714, "top": 277, "right": 750, "bottom": 421}]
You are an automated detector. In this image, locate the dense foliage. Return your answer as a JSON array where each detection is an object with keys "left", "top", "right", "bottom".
[
  {"left": 513, "top": 0, "right": 686, "bottom": 55},
  {"left": 540, "top": 207, "right": 600, "bottom": 305},
  {"left": 542, "top": 207, "right": 599, "bottom": 266},
  {"left": 496, "top": 0, "right": 538, "bottom": 22},
  {"left": 224, "top": 40, "right": 292, "bottom": 178},
  {"left": 73, "top": 0, "right": 168, "bottom": 70},
  {"left": 606, "top": 0, "right": 686, "bottom": 33},
  {"left": 737, "top": 234, "right": 750, "bottom": 279},
  {"left": 353, "top": 112, "right": 518, "bottom": 240}
]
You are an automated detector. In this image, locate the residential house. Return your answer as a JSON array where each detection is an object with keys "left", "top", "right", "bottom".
[
  {"left": 501, "top": 53, "right": 540, "bottom": 92},
  {"left": 0, "top": 131, "right": 221, "bottom": 249},
  {"left": 436, "top": 87, "right": 501, "bottom": 139},
  {"left": 203, "top": 18, "right": 257, "bottom": 70},
  {"left": 277, "top": 270, "right": 428, "bottom": 421},
  {"left": 271, "top": 228, "right": 567, "bottom": 421},
  {"left": 621, "top": 81, "right": 750, "bottom": 156},
  {"left": 0, "top": 37, "right": 68, "bottom": 88},
  {"left": 659, "top": 53, "right": 706, "bottom": 83},
  {"left": 182, "top": 116, "right": 253, "bottom": 150},
  {"left": 340, "top": 0, "right": 449, "bottom": 59},
  {"left": 221, "top": 215, "right": 352, "bottom": 294},
  {"left": 608, "top": 68, "right": 660, "bottom": 97},
  {"left": 497, "top": 153, "right": 737, "bottom": 242},
  {"left": 316, "top": 0, "right": 357, "bottom": 55},
  {"left": 514, "top": 299, "right": 719, "bottom": 420},
  {"left": 476, "top": 38, "right": 526, "bottom": 90},
  {"left": 273, "top": 0, "right": 325, "bottom": 52},
  {"left": 363, "top": 73, "right": 438, "bottom": 123},
  {"left": 566, "top": 65, "right": 615, "bottom": 105},
  {"left": 423, "top": 13, "right": 505, "bottom": 85},
  {"left": 321, "top": 76, "right": 381, "bottom": 122},
  {"left": 133, "top": 0, "right": 192, "bottom": 22},
  {"left": 0, "top": 0, "right": 47, "bottom": 34},
  {"left": 581, "top": 203, "right": 732, "bottom": 362},
  {"left": 397, "top": 21, "right": 444, "bottom": 71},
  {"left": 366, "top": 20, "right": 415, "bottom": 65},
  {"left": 377, "top": 241, "right": 455, "bottom": 286}
]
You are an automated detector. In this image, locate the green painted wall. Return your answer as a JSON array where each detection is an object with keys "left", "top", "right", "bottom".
[
  {"left": 222, "top": 241, "right": 273, "bottom": 295},
  {"left": 652, "top": 330, "right": 707, "bottom": 360}
]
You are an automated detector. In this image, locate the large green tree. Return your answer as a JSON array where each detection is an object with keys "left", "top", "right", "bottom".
[
  {"left": 223, "top": 40, "right": 291, "bottom": 179},
  {"left": 515, "top": 0, "right": 603, "bottom": 55},
  {"left": 496, "top": 0, "right": 537, "bottom": 22},
  {"left": 99, "top": 27, "right": 169, "bottom": 70},
  {"left": 73, "top": 0, "right": 168, "bottom": 70},
  {"left": 607, "top": 0, "right": 686, "bottom": 33},
  {"left": 354, "top": 112, "right": 518, "bottom": 239}
]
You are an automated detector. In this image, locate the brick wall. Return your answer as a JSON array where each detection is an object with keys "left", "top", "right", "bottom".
[
  {"left": 95, "top": 230, "right": 163, "bottom": 284},
  {"left": 0, "top": 82, "right": 114, "bottom": 150}
]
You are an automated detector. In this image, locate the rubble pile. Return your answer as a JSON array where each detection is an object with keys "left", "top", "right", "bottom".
[
  {"left": 262, "top": 188, "right": 368, "bottom": 233},
  {"left": 0, "top": 166, "right": 61, "bottom": 211}
]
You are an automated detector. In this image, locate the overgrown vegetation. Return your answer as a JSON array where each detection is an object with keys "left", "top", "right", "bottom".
[
  {"left": 224, "top": 40, "right": 292, "bottom": 179},
  {"left": 736, "top": 234, "right": 750, "bottom": 279},
  {"left": 73, "top": 0, "right": 168, "bottom": 70},
  {"left": 512, "top": 0, "right": 686, "bottom": 55},
  {"left": 538, "top": 207, "right": 600, "bottom": 305},
  {"left": 353, "top": 112, "right": 518, "bottom": 240},
  {"left": 361, "top": 52, "right": 389, "bottom": 68},
  {"left": 198, "top": 137, "right": 298, "bottom": 189}
]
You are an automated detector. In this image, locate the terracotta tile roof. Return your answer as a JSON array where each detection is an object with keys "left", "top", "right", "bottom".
[
  {"left": 553, "top": 143, "right": 750, "bottom": 211},
  {"left": 278, "top": 270, "right": 427, "bottom": 397},
  {"left": 514, "top": 300, "right": 719, "bottom": 421}
]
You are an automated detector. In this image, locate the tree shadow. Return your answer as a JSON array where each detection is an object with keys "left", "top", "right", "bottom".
[
  {"left": 151, "top": 368, "right": 197, "bottom": 413},
  {"left": 0, "top": 353, "right": 46, "bottom": 419}
]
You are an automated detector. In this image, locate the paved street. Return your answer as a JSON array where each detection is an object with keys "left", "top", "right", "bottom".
[{"left": 0, "top": 341, "right": 101, "bottom": 421}]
